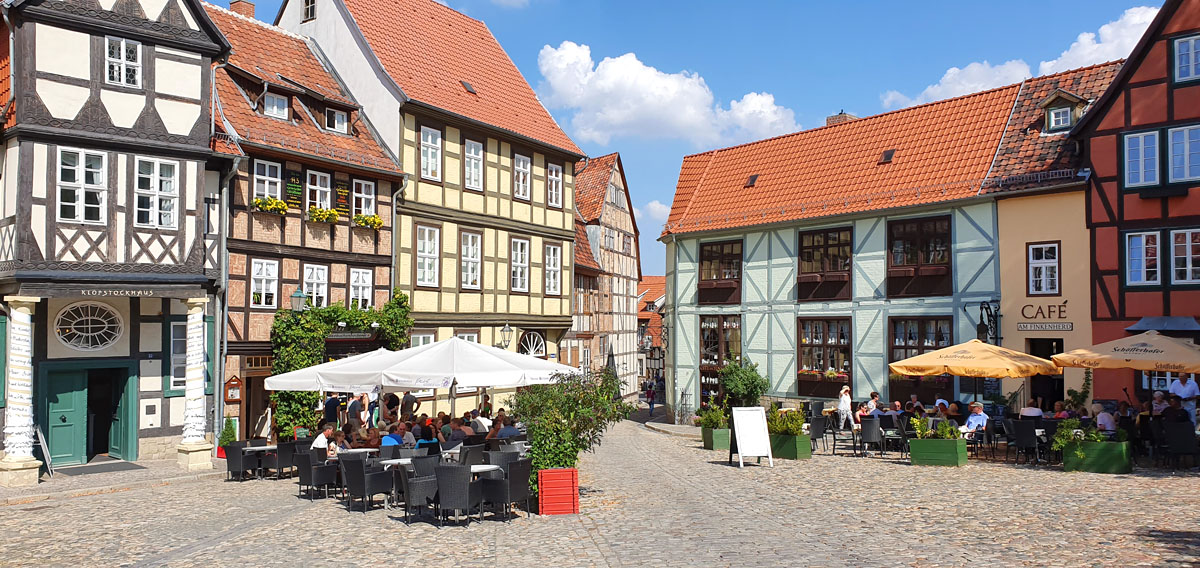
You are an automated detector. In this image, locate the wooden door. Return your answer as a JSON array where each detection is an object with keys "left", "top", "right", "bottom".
[
  {"left": 41, "top": 370, "right": 87, "bottom": 466},
  {"left": 108, "top": 372, "right": 129, "bottom": 460}
]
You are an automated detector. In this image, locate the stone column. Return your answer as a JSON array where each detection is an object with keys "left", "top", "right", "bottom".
[
  {"left": 0, "top": 296, "right": 41, "bottom": 487},
  {"left": 176, "top": 297, "right": 212, "bottom": 471}
]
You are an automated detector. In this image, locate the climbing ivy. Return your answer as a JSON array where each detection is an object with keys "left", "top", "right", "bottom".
[{"left": 267, "top": 292, "right": 415, "bottom": 439}]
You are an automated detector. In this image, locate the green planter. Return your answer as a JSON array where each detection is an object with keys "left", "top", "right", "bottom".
[
  {"left": 1063, "top": 441, "right": 1133, "bottom": 474},
  {"left": 701, "top": 427, "right": 730, "bottom": 450},
  {"left": 909, "top": 438, "right": 968, "bottom": 466},
  {"left": 768, "top": 433, "right": 812, "bottom": 460}
]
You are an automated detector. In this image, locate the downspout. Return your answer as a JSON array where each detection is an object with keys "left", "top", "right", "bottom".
[
  {"left": 390, "top": 172, "right": 411, "bottom": 305},
  {"left": 252, "top": 80, "right": 268, "bottom": 111},
  {"left": 1, "top": 7, "right": 14, "bottom": 125},
  {"left": 212, "top": 56, "right": 239, "bottom": 447}
]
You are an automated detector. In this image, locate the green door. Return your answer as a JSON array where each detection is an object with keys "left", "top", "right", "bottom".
[
  {"left": 108, "top": 372, "right": 129, "bottom": 460},
  {"left": 42, "top": 370, "right": 87, "bottom": 466}
]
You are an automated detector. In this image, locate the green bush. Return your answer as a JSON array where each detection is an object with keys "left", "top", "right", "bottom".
[
  {"left": 766, "top": 405, "right": 806, "bottom": 436},
  {"left": 910, "top": 416, "right": 962, "bottom": 440},
  {"left": 697, "top": 403, "right": 729, "bottom": 429},
  {"left": 718, "top": 360, "right": 769, "bottom": 407},
  {"left": 218, "top": 417, "right": 236, "bottom": 447},
  {"left": 935, "top": 419, "right": 962, "bottom": 440}
]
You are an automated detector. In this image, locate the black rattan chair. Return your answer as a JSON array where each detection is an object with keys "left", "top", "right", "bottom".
[
  {"left": 485, "top": 450, "right": 519, "bottom": 479},
  {"left": 485, "top": 438, "right": 507, "bottom": 451},
  {"left": 458, "top": 444, "right": 486, "bottom": 466},
  {"left": 295, "top": 451, "right": 339, "bottom": 500},
  {"left": 411, "top": 454, "right": 440, "bottom": 477},
  {"left": 342, "top": 456, "right": 393, "bottom": 513},
  {"left": 434, "top": 464, "right": 482, "bottom": 526},
  {"left": 222, "top": 442, "right": 255, "bottom": 481},
  {"left": 379, "top": 445, "right": 400, "bottom": 460},
  {"left": 396, "top": 447, "right": 420, "bottom": 459},
  {"left": 262, "top": 440, "right": 296, "bottom": 480},
  {"left": 482, "top": 458, "right": 532, "bottom": 521},
  {"left": 859, "top": 417, "right": 884, "bottom": 457},
  {"left": 1005, "top": 419, "right": 1040, "bottom": 465},
  {"left": 398, "top": 470, "right": 438, "bottom": 524},
  {"left": 1164, "top": 421, "right": 1200, "bottom": 468},
  {"left": 808, "top": 415, "right": 828, "bottom": 453}
]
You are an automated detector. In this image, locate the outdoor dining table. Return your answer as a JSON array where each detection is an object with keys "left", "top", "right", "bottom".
[
  {"left": 471, "top": 464, "right": 501, "bottom": 476},
  {"left": 241, "top": 445, "right": 278, "bottom": 452},
  {"left": 379, "top": 458, "right": 412, "bottom": 470}
]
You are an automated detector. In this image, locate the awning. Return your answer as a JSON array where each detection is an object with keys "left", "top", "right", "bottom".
[{"left": 1125, "top": 316, "right": 1200, "bottom": 332}]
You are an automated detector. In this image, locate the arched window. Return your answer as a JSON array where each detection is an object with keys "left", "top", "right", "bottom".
[
  {"left": 55, "top": 302, "right": 123, "bottom": 351},
  {"left": 517, "top": 331, "right": 546, "bottom": 358}
]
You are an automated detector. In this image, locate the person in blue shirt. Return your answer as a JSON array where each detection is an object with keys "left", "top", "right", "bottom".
[
  {"left": 495, "top": 417, "right": 521, "bottom": 439},
  {"left": 381, "top": 423, "right": 415, "bottom": 447},
  {"left": 323, "top": 393, "right": 340, "bottom": 426},
  {"left": 963, "top": 402, "right": 989, "bottom": 438}
]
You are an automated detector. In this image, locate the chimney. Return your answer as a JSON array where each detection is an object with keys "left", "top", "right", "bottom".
[
  {"left": 826, "top": 110, "right": 858, "bottom": 126},
  {"left": 229, "top": 0, "right": 255, "bottom": 18}
]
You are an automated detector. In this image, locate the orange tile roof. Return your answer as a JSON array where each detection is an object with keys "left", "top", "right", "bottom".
[
  {"left": 984, "top": 61, "right": 1122, "bottom": 193},
  {"left": 662, "top": 84, "right": 1023, "bottom": 236},
  {"left": 205, "top": 3, "right": 400, "bottom": 175},
  {"left": 574, "top": 216, "right": 601, "bottom": 273},
  {"left": 340, "top": 0, "right": 582, "bottom": 157},
  {"left": 575, "top": 152, "right": 618, "bottom": 222},
  {"left": 638, "top": 275, "right": 665, "bottom": 347}
]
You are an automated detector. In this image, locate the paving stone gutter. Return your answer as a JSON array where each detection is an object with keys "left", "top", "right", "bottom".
[
  {"left": 641, "top": 421, "right": 701, "bottom": 440},
  {"left": 2, "top": 470, "right": 226, "bottom": 506}
]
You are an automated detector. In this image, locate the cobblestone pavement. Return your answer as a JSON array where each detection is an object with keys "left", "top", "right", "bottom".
[{"left": 2, "top": 422, "right": 1198, "bottom": 567}]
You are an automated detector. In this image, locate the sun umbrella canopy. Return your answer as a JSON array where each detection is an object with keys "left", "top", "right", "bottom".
[
  {"left": 263, "top": 348, "right": 453, "bottom": 392},
  {"left": 888, "top": 339, "right": 1060, "bottom": 378},
  {"left": 371, "top": 336, "right": 580, "bottom": 389},
  {"left": 1051, "top": 330, "right": 1200, "bottom": 373}
]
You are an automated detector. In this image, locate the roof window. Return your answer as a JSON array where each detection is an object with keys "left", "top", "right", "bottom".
[
  {"left": 461, "top": 80, "right": 476, "bottom": 94},
  {"left": 879, "top": 149, "right": 895, "bottom": 164},
  {"left": 745, "top": 174, "right": 759, "bottom": 188}
]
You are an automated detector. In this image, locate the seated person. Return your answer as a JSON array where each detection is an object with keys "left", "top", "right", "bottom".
[
  {"left": 362, "top": 427, "right": 382, "bottom": 449},
  {"left": 381, "top": 423, "right": 415, "bottom": 447},
  {"left": 869, "top": 404, "right": 886, "bottom": 417},
  {"left": 1091, "top": 403, "right": 1116, "bottom": 432},
  {"left": 496, "top": 417, "right": 521, "bottom": 439},
  {"left": 310, "top": 423, "right": 335, "bottom": 451},
  {"left": 327, "top": 431, "right": 349, "bottom": 459},
  {"left": 947, "top": 402, "right": 962, "bottom": 418},
  {"left": 1113, "top": 400, "right": 1136, "bottom": 419},
  {"left": 1051, "top": 401, "right": 1071, "bottom": 419},
  {"left": 458, "top": 416, "right": 476, "bottom": 437},
  {"left": 963, "top": 402, "right": 989, "bottom": 439},
  {"left": 1152, "top": 391, "right": 1168, "bottom": 415},
  {"left": 854, "top": 402, "right": 872, "bottom": 423},
  {"left": 1162, "top": 395, "right": 1191, "bottom": 423},
  {"left": 934, "top": 393, "right": 950, "bottom": 410},
  {"left": 414, "top": 426, "right": 439, "bottom": 449},
  {"left": 934, "top": 402, "right": 950, "bottom": 418},
  {"left": 1019, "top": 399, "right": 1044, "bottom": 418},
  {"left": 445, "top": 418, "right": 471, "bottom": 444},
  {"left": 885, "top": 401, "right": 904, "bottom": 416}
]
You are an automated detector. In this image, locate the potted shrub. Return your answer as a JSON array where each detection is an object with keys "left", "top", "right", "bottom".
[
  {"left": 1051, "top": 418, "right": 1133, "bottom": 474},
  {"left": 698, "top": 401, "right": 730, "bottom": 451},
  {"left": 216, "top": 417, "right": 236, "bottom": 459},
  {"left": 252, "top": 196, "right": 288, "bottom": 215},
  {"left": 766, "top": 405, "right": 811, "bottom": 460},
  {"left": 306, "top": 206, "right": 338, "bottom": 223},
  {"left": 908, "top": 416, "right": 967, "bottom": 466},
  {"left": 353, "top": 213, "right": 384, "bottom": 230},
  {"left": 719, "top": 359, "right": 770, "bottom": 407}
]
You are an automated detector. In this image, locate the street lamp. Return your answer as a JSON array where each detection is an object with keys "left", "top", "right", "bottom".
[
  {"left": 499, "top": 322, "right": 514, "bottom": 349},
  {"left": 660, "top": 319, "right": 670, "bottom": 349},
  {"left": 289, "top": 288, "right": 308, "bottom": 312}
]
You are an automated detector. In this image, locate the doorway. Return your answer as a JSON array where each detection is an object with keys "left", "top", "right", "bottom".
[
  {"left": 86, "top": 368, "right": 124, "bottom": 461},
  {"left": 38, "top": 361, "right": 137, "bottom": 467},
  {"left": 1027, "top": 338, "right": 1064, "bottom": 409}
]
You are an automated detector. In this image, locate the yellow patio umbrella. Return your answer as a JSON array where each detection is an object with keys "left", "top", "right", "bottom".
[
  {"left": 888, "top": 339, "right": 1060, "bottom": 378},
  {"left": 1051, "top": 330, "right": 1200, "bottom": 373}
]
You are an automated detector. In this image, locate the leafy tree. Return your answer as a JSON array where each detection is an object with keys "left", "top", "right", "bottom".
[
  {"left": 718, "top": 359, "right": 770, "bottom": 407},
  {"left": 268, "top": 292, "right": 414, "bottom": 439}
]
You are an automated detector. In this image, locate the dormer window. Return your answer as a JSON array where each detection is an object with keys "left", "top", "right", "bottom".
[
  {"left": 1047, "top": 107, "right": 1072, "bottom": 131},
  {"left": 263, "top": 92, "right": 288, "bottom": 119},
  {"left": 1175, "top": 35, "right": 1199, "bottom": 83},
  {"left": 325, "top": 108, "right": 347, "bottom": 133},
  {"left": 302, "top": 0, "right": 316, "bottom": 21}
]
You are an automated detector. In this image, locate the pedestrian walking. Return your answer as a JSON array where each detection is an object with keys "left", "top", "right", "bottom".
[
  {"left": 837, "top": 385, "right": 852, "bottom": 430},
  {"left": 647, "top": 379, "right": 657, "bottom": 415}
]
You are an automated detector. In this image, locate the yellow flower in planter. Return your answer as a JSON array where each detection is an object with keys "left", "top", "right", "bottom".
[
  {"left": 307, "top": 206, "right": 338, "bottom": 223},
  {"left": 252, "top": 197, "right": 288, "bottom": 215},
  {"left": 353, "top": 213, "right": 384, "bottom": 230}
]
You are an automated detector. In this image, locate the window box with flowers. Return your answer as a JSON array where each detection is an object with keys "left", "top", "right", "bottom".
[
  {"left": 252, "top": 196, "right": 288, "bottom": 215},
  {"left": 353, "top": 213, "right": 383, "bottom": 230},
  {"left": 306, "top": 206, "right": 338, "bottom": 223}
]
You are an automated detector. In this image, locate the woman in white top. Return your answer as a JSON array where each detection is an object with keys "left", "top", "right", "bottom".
[
  {"left": 1092, "top": 403, "right": 1117, "bottom": 432},
  {"left": 837, "top": 385, "right": 852, "bottom": 430},
  {"left": 1018, "top": 399, "right": 1044, "bottom": 418}
]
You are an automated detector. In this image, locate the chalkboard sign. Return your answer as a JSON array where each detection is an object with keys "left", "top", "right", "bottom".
[
  {"left": 334, "top": 180, "right": 351, "bottom": 217},
  {"left": 727, "top": 407, "right": 773, "bottom": 468},
  {"left": 285, "top": 170, "right": 304, "bottom": 210}
]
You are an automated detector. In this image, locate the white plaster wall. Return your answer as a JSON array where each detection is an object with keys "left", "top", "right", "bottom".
[
  {"left": 139, "top": 359, "right": 160, "bottom": 391},
  {"left": 140, "top": 398, "right": 162, "bottom": 429},
  {"left": 101, "top": 90, "right": 146, "bottom": 129},
  {"left": 138, "top": 0, "right": 170, "bottom": 21},
  {"left": 37, "top": 80, "right": 89, "bottom": 120},
  {"left": 154, "top": 99, "right": 201, "bottom": 135},
  {"left": 45, "top": 298, "right": 132, "bottom": 359},
  {"left": 3, "top": 139, "right": 18, "bottom": 218},
  {"left": 155, "top": 58, "right": 202, "bottom": 100},
  {"left": 34, "top": 24, "right": 90, "bottom": 79},
  {"left": 139, "top": 322, "right": 162, "bottom": 352}
]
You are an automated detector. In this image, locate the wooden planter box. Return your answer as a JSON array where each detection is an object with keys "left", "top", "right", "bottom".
[
  {"left": 537, "top": 468, "right": 579, "bottom": 515},
  {"left": 1063, "top": 441, "right": 1133, "bottom": 474},
  {"left": 768, "top": 433, "right": 812, "bottom": 460},
  {"left": 701, "top": 427, "right": 730, "bottom": 450},
  {"left": 909, "top": 438, "right": 967, "bottom": 466}
]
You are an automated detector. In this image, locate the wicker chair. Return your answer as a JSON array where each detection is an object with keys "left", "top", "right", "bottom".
[
  {"left": 397, "top": 469, "right": 438, "bottom": 524},
  {"left": 294, "top": 451, "right": 339, "bottom": 500},
  {"left": 261, "top": 440, "right": 296, "bottom": 480},
  {"left": 222, "top": 442, "right": 255, "bottom": 481},
  {"left": 342, "top": 456, "right": 394, "bottom": 513},
  {"left": 859, "top": 417, "right": 884, "bottom": 457},
  {"left": 482, "top": 458, "right": 532, "bottom": 521},
  {"left": 808, "top": 415, "right": 828, "bottom": 453},
  {"left": 434, "top": 464, "right": 483, "bottom": 525},
  {"left": 411, "top": 454, "right": 440, "bottom": 477},
  {"left": 458, "top": 444, "right": 486, "bottom": 466}
]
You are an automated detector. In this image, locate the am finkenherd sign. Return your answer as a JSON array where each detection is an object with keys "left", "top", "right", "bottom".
[{"left": 1017, "top": 302, "right": 1074, "bottom": 332}]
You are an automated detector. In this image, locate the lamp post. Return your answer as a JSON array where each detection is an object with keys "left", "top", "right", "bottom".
[
  {"left": 967, "top": 300, "right": 1001, "bottom": 402},
  {"left": 289, "top": 288, "right": 308, "bottom": 312},
  {"left": 499, "top": 322, "right": 514, "bottom": 349}
]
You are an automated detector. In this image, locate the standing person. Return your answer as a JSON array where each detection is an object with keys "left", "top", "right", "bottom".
[
  {"left": 647, "top": 379, "right": 657, "bottom": 415},
  {"left": 837, "top": 385, "right": 852, "bottom": 430},
  {"left": 346, "top": 393, "right": 364, "bottom": 430},
  {"left": 477, "top": 393, "right": 493, "bottom": 418},
  {"left": 1168, "top": 375, "right": 1199, "bottom": 426},
  {"left": 400, "top": 390, "right": 419, "bottom": 418},
  {"left": 866, "top": 392, "right": 881, "bottom": 411},
  {"left": 323, "top": 393, "right": 340, "bottom": 427}
]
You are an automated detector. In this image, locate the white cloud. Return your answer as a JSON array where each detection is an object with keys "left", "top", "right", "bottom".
[
  {"left": 880, "top": 6, "right": 1158, "bottom": 110},
  {"left": 537, "top": 41, "right": 798, "bottom": 146},
  {"left": 640, "top": 200, "right": 671, "bottom": 223},
  {"left": 881, "top": 60, "right": 1031, "bottom": 109},
  {"left": 1038, "top": 6, "right": 1158, "bottom": 75}
]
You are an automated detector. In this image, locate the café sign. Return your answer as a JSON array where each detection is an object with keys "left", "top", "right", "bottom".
[{"left": 1017, "top": 302, "right": 1073, "bottom": 332}]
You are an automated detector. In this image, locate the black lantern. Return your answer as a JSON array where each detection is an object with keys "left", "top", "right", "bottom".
[
  {"left": 289, "top": 288, "right": 308, "bottom": 312},
  {"left": 660, "top": 319, "right": 670, "bottom": 348},
  {"left": 972, "top": 301, "right": 1000, "bottom": 344},
  {"left": 500, "top": 322, "right": 514, "bottom": 349}
]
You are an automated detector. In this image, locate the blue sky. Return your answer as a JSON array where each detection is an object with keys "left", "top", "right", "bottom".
[{"left": 215, "top": 0, "right": 1159, "bottom": 276}]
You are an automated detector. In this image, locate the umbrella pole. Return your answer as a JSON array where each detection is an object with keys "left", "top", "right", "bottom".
[{"left": 450, "top": 379, "right": 457, "bottom": 417}]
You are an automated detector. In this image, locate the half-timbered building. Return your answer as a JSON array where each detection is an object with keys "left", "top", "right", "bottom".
[
  {"left": 277, "top": 0, "right": 583, "bottom": 410},
  {"left": 1072, "top": 0, "right": 1200, "bottom": 401},
  {"left": 0, "top": 0, "right": 229, "bottom": 485},
  {"left": 205, "top": 1, "right": 401, "bottom": 439}
]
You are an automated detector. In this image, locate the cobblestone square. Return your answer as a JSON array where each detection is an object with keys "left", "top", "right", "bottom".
[{"left": 2, "top": 421, "right": 1198, "bottom": 567}]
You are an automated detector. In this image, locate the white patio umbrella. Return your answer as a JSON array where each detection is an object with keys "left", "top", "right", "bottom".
[{"left": 263, "top": 348, "right": 454, "bottom": 392}]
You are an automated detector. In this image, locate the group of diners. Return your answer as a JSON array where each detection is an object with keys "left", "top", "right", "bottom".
[{"left": 311, "top": 403, "right": 524, "bottom": 462}]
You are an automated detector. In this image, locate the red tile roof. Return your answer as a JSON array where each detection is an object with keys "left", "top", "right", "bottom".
[
  {"left": 662, "top": 84, "right": 1022, "bottom": 236},
  {"left": 204, "top": 3, "right": 400, "bottom": 175},
  {"left": 638, "top": 275, "right": 665, "bottom": 347},
  {"left": 574, "top": 216, "right": 601, "bottom": 273},
  {"left": 984, "top": 61, "right": 1122, "bottom": 193},
  {"left": 340, "top": 0, "right": 582, "bottom": 157},
  {"left": 574, "top": 152, "right": 618, "bottom": 222}
]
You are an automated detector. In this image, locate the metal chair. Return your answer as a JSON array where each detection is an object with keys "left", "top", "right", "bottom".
[
  {"left": 411, "top": 454, "right": 440, "bottom": 477},
  {"left": 294, "top": 452, "right": 338, "bottom": 500},
  {"left": 222, "top": 442, "right": 255, "bottom": 481},
  {"left": 342, "top": 456, "right": 393, "bottom": 513},
  {"left": 859, "top": 417, "right": 884, "bottom": 457},
  {"left": 397, "top": 469, "right": 438, "bottom": 524},
  {"left": 482, "top": 458, "right": 532, "bottom": 521},
  {"left": 434, "top": 464, "right": 483, "bottom": 526}
]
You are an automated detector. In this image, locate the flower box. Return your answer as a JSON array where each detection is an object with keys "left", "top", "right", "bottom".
[
  {"left": 908, "top": 438, "right": 967, "bottom": 466},
  {"left": 306, "top": 206, "right": 338, "bottom": 223},
  {"left": 768, "top": 433, "right": 812, "bottom": 460},
  {"left": 701, "top": 427, "right": 730, "bottom": 451},
  {"left": 537, "top": 467, "right": 579, "bottom": 515},
  {"left": 1063, "top": 441, "right": 1132, "bottom": 474},
  {"left": 251, "top": 197, "right": 288, "bottom": 215}
]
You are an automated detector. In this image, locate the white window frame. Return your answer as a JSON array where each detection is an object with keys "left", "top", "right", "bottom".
[
  {"left": 263, "top": 92, "right": 289, "bottom": 119},
  {"left": 1027, "top": 242, "right": 1060, "bottom": 295},
  {"left": 464, "top": 139, "right": 484, "bottom": 191},
  {"left": 545, "top": 244, "right": 561, "bottom": 295},
  {"left": 420, "top": 126, "right": 442, "bottom": 181},
  {"left": 105, "top": 36, "right": 141, "bottom": 88},
  {"left": 416, "top": 225, "right": 440, "bottom": 288},
  {"left": 302, "top": 0, "right": 317, "bottom": 21},
  {"left": 1168, "top": 124, "right": 1200, "bottom": 183},
  {"left": 1048, "top": 107, "right": 1071, "bottom": 130},
  {"left": 325, "top": 108, "right": 348, "bottom": 133},
  {"left": 307, "top": 171, "right": 331, "bottom": 210},
  {"left": 250, "top": 259, "right": 279, "bottom": 308},
  {"left": 411, "top": 332, "right": 435, "bottom": 347},
  {"left": 57, "top": 148, "right": 108, "bottom": 225},
  {"left": 1176, "top": 35, "right": 1200, "bottom": 83},
  {"left": 170, "top": 321, "right": 188, "bottom": 390},
  {"left": 1171, "top": 229, "right": 1200, "bottom": 284},
  {"left": 546, "top": 163, "right": 563, "bottom": 207},
  {"left": 461, "top": 231, "right": 482, "bottom": 290},
  {"left": 513, "top": 154, "right": 531, "bottom": 200},
  {"left": 134, "top": 157, "right": 179, "bottom": 230},
  {"left": 352, "top": 179, "right": 375, "bottom": 217},
  {"left": 253, "top": 160, "right": 282, "bottom": 200},
  {"left": 1124, "top": 131, "right": 1159, "bottom": 188},
  {"left": 349, "top": 268, "right": 373, "bottom": 310},
  {"left": 604, "top": 228, "right": 615, "bottom": 250},
  {"left": 303, "top": 264, "right": 329, "bottom": 308},
  {"left": 456, "top": 332, "right": 479, "bottom": 342},
  {"left": 510, "top": 238, "right": 529, "bottom": 292},
  {"left": 1126, "top": 231, "right": 1161, "bottom": 286}
]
